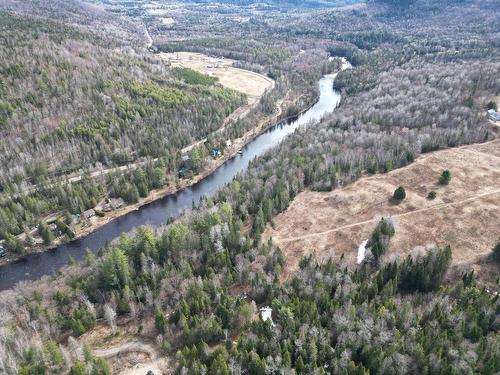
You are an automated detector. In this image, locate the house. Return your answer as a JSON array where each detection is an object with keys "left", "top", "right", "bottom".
[
  {"left": 178, "top": 154, "right": 191, "bottom": 177},
  {"left": 102, "top": 197, "right": 125, "bottom": 212},
  {"left": 487, "top": 109, "right": 500, "bottom": 122},
  {"left": 0, "top": 243, "right": 6, "bottom": 257},
  {"left": 110, "top": 197, "right": 124, "bottom": 209},
  {"left": 82, "top": 208, "right": 95, "bottom": 221},
  {"left": 211, "top": 148, "right": 222, "bottom": 158},
  {"left": 48, "top": 223, "right": 62, "bottom": 237},
  {"left": 178, "top": 166, "right": 190, "bottom": 178}
]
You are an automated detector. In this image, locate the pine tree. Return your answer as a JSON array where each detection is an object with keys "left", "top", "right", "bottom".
[
  {"left": 155, "top": 307, "right": 167, "bottom": 334},
  {"left": 439, "top": 170, "right": 451, "bottom": 185},
  {"left": 393, "top": 186, "right": 406, "bottom": 202},
  {"left": 38, "top": 221, "right": 55, "bottom": 245}
]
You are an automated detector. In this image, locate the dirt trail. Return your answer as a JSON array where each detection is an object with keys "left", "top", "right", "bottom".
[
  {"left": 279, "top": 189, "right": 500, "bottom": 243},
  {"left": 93, "top": 341, "right": 157, "bottom": 359},
  {"left": 263, "top": 138, "right": 500, "bottom": 273},
  {"left": 93, "top": 340, "right": 171, "bottom": 375}
]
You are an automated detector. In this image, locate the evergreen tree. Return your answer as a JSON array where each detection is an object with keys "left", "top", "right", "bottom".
[
  {"left": 393, "top": 186, "right": 406, "bottom": 202},
  {"left": 492, "top": 240, "right": 500, "bottom": 262},
  {"left": 155, "top": 307, "right": 167, "bottom": 334},
  {"left": 439, "top": 170, "right": 451, "bottom": 185},
  {"left": 38, "top": 221, "right": 55, "bottom": 245}
]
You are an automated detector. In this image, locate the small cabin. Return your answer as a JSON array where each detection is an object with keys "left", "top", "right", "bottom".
[
  {"left": 48, "top": 223, "right": 62, "bottom": 236},
  {"left": 211, "top": 148, "right": 222, "bottom": 158}
]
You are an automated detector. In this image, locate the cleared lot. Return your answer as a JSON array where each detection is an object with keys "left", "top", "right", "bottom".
[
  {"left": 262, "top": 139, "right": 500, "bottom": 279},
  {"left": 159, "top": 52, "right": 274, "bottom": 104}
]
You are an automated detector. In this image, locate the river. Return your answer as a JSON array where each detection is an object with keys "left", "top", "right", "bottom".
[{"left": 0, "top": 59, "right": 351, "bottom": 291}]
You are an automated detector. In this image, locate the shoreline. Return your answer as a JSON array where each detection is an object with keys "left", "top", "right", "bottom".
[{"left": 0, "top": 89, "right": 320, "bottom": 267}]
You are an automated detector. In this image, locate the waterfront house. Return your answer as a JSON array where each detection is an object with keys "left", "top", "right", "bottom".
[
  {"left": 211, "top": 148, "right": 222, "bottom": 158},
  {"left": 103, "top": 197, "right": 125, "bottom": 211},
  {"left": 82, "top": 208, "right": 95, "bottom": 221}
]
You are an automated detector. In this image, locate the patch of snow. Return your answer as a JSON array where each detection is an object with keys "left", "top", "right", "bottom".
[
  {"left": 259, "top": 306, "right": 275, "bottom": 327},
  {"left": 357, "top": 239, "right": 368, "bottom": 264}
]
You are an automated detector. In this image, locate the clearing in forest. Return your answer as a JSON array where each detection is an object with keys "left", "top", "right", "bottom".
[
  {"left": 159, "top": 52, "right": 274, "bottom": 105},
  {"left": 262, "top": 139, "right": 500, "bottom": 280}
]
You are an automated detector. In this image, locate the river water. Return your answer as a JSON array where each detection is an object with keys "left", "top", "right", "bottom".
[{"left": 0, "top": 60, "right": 351, "bottom": 291}]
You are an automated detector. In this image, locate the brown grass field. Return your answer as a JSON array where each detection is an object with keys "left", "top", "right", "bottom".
[
  {"left": 262, "top": 138, "right": 500, "bottom": 283},
  {"left": 158, "top": 52, "right": 274, "bottom": 105}
]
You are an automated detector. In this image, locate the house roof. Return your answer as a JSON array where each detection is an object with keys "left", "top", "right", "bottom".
[{"left": 82, "top": 208, "right": 95, "bottom": 218}]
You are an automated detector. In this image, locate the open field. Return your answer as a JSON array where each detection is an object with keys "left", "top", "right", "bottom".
[
  {"left": 158, "top": 52, "right": 274, "bottom": 105},
  {"left": 262, "top": 139, "right": 500, "bottom": 280}
]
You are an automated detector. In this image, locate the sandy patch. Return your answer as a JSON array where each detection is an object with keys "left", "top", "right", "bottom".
[{"left": 159, "top": 17, "right": 175, "bottom": 25}]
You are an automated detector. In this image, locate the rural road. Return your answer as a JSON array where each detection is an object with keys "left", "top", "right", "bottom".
[{"left": 279, "top": 189, "right": 500, "bottom": 243}]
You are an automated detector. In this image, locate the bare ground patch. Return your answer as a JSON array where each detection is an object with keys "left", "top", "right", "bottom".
[
  {"left": 262, "top": 140, "right": 500, "bottom": 280},
  {"left": 158, "top": 52, "right": 274, "bottom": 105},
  {"left": 78, "top": 323, "right": 174, "bottom": 374}
]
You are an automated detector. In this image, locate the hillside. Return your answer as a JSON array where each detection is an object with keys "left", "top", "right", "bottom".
[
  {"left": 0, "top": 8, "right": 248, "bottom": 253},
  {"left": 0, "top": 0, "right": 499, "bottom": 374},
  {"left": 263, "top": 136, "right": 500, "bottom": 284}
]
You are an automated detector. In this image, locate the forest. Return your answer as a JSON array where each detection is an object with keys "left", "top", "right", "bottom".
[
  {"left": 0, "top": 0, "right": 339, "bottom": 254},
  {"left": 0, "top": 0, "right": 499, "bottom": 373},
  {"left": 0, "top": 9, "right": 247, "bottom": 250}
]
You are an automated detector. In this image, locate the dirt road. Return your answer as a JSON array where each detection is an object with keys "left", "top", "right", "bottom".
[
  {"left": 92, "top": 340, "right": 171, "bottom": 375},
  {"left": 93, "top": 341, "right": 157, "bottom": 359},
  {"left": 279, "top": 189, "right": 500, "bottom": 243}
]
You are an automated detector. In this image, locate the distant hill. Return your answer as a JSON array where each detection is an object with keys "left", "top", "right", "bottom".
[{"left": 189, "top": 0, "right": 361, "bottom": 9}]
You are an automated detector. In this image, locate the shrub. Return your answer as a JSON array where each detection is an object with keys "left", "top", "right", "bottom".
[
  {"left": 486, "top": 100, "right": 497, "bottom": 111},
  {"left": 393, "top": 186, "right": 406, "bottom": 201},
  {"left": 427, "top": 191, "right": 437, "bottom": 199},
  {"left": 493, "top": 241, "right": 500, "bottom": 262},
  {"left": 439, "top": 170, "right": 451, "bottom": 185}
]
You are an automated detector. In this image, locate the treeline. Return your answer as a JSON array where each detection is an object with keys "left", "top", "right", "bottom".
[{"left": 156, "top": 37, "right": 292, "bottom": 67}]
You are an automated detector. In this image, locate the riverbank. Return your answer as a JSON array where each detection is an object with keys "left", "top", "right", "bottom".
[{"left": 0, "top": 86, "right": 317, "bottom": 267}]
